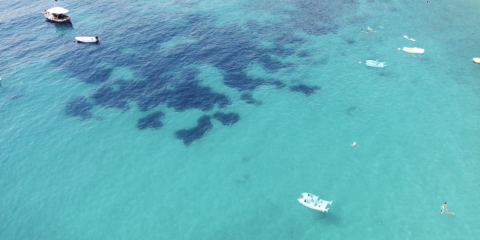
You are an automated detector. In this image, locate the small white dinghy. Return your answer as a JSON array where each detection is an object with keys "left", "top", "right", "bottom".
[
  {"left": 402, "top": 47, "right": 424, "bottom": 54},
  {"left": 75, "top": 36, "right": 99, "bottom": 43},
  {"left": 472, "top": 58, "right": 480, "bottom": 64},
  {"left": 298, "top": 193, "right": 332, "bottom": 212},
  {"left": 404, "top": 35, "right": 416, "bottom": 41}
]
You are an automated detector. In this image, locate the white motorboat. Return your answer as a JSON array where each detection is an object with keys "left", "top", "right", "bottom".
[
  {"left": 404, "top": 35, "right": 416, "bottom": 41},
  {"left": 298, "top": 193, "right": 332, "bottom": 212},
  {"left": 366, "top": 60, "right": 386, "bottom": 68},
  {"left": 75, "top": 36, "right": 99, "bottom": 43},
  {"left": 42, "top": 1, "right": 70, "bottom": 23},
  {"left": 472, "top": 58, "right": 480, "bottom": 64},
  {"left": 402, "top": 47, "right": 424, "bottom": 54}
]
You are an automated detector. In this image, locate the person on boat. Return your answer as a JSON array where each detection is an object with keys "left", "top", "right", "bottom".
[{"left": 441, "top": 202, "right": 454, "bottom": 215}]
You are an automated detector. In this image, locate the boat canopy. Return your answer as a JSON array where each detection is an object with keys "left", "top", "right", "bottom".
[{"left": 47, "top": 7, "right": 69, "bottom": 14}]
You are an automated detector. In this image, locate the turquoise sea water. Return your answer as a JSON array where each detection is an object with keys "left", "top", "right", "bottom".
[{"left": 1, "top": 0, "right": 480, "bottom": 239}]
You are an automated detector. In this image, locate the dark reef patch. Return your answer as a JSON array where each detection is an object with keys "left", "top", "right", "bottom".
[
  {"left": 266, "top": 44, "right": 296, "bottom": 58},
  {"left": 274, "top": 33, "right": 304, "bottom": 45},
  {"left": 297, "top": 51, "right": 310, "bottom": 58},
  {"left": 263, "top": 79, "right": 286, "bottom": 89},
  {"left": 87, "top": 70, "right": 231, "bottom": 113},
  {"left": 65, "top": 96, "right": 93, "bottom": 119},
  {"left": 346, "top": 39, "right": 356, "bottom": 45},
  {"left": 240, "top": 93, "right": 256, "bottom": 104},
  {"left": 90, "top": 82, "right": 131, "bottom": 111},
  {"left": 346, "top": 106, "right": 357, "bottom": 116},
  {"left": 175, "top": 115, "right": 213, "bottom": 146},
  {"left": 377, "top": 71, "right": 388, "bottom": 77},
  {"left": 213, "top": 112, "right": 240, "bottom": 126},
  {"left": 223, "top": 72, "right": 263, "bottom": 91},
  {"left": 53, "top": 1, "right": 357, "bottom": 145},
  {"left": 165, "top": 78, "right": 231, "bottom": 112},
  {"left": 258, "top": 55, "right": 290, "bottom": 72},
  {"left": 137, "top": 111, "right": 165, "bottom": 130},
  {"left": 290, "top": 84, "right": 321, "bottom": 96},
  {"left": 285, "top": 0, "right": 357, "bottom": 35}
]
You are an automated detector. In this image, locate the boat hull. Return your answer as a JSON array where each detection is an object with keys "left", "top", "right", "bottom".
[
  {"left": 403, "top": 47, "right": 424, "bottom": 54},
  {"left": 75, "top": 37, "right": 99, "bottom": 43},
  {"left": 473, "top": 58, "right": 480, "bottom": 64},
  {"left": 42, "top": 10, "right": 70, "bottom": 23},
  {"left": 298, "top": 193, "right": 332, "bottom": 212}
]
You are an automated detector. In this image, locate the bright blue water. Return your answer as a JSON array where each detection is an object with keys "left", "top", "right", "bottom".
[{"left": 1, "top": 0, "right": 480, "bottom": 239}]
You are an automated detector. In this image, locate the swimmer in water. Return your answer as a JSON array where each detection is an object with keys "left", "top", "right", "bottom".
[
  {"left": 367, "top": 26, "right": 373, "bottom": 32},
  {"left": 351, "top": 142, "right": 357, "bottom": 147},
  {"left": 441, "top": 202, "right": 455, "bottom": 215},
  {"left": 378, "top": 26, "right": 384, "bottom": 29}
]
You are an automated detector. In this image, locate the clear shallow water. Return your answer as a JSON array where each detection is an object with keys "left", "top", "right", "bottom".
[{"left": 1, "top": 0, "right": 480, "bottom": 239}]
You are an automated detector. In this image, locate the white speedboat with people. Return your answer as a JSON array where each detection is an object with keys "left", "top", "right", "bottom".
[
  {"left": 298, "top": 193, "right": 332, "bottom": 212},
  {"left": 75, "top": 36, "right": 99, "bottom": 43},
  {"left": 366, "top": 60, "right": 386, "bottom": 68},
  {"left": 402, "top": 47, "right": 424, "bottom": 54},
  {"left": 404, "top": 35, "right": 416, "bottom": 41},
  {"left": 42, "top": 1, "right": 70, "bottom": 23}
]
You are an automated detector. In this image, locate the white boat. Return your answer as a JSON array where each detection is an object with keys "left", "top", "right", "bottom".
[
  {"left": 472, "top": 58, "right": 480, "bottom": 64},
  {"left": 75, "top": 36, "right": 99, "bottom": 43},
  {"left": 42, "top": 1, "right": 70, "bottom": 23},
  {"left": 404, "top": 35, "right": 416, "bottom": 41},
  {"left": 298, "top": 193, "right": 332, "bottom": 212},
  {"left": 366, "top": 60, "right": 386, "bottom": 68},
  {"left": 402, "top": 47, "right": 424, "bottom": 54}
]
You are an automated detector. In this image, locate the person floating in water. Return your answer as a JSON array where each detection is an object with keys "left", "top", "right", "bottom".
[
  {"left": 351, "top": 142, "right": 357, "bottom": 147},
  {"left": 441, "top": 202, "right": 455, "bottom": 215},
  {"left": 367, "top": 26, "right": 373, "bottom": 32}
]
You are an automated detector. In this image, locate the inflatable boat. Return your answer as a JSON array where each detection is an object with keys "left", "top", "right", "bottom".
[
  {"left": 366, "top": 60, "right": 386, "bottom": 68},
  {"left": 298, "top": 193, "right": 332, "bottom": 212},
  {"left": 402, "top": 47, "right": 424, "bottom": 54}
]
